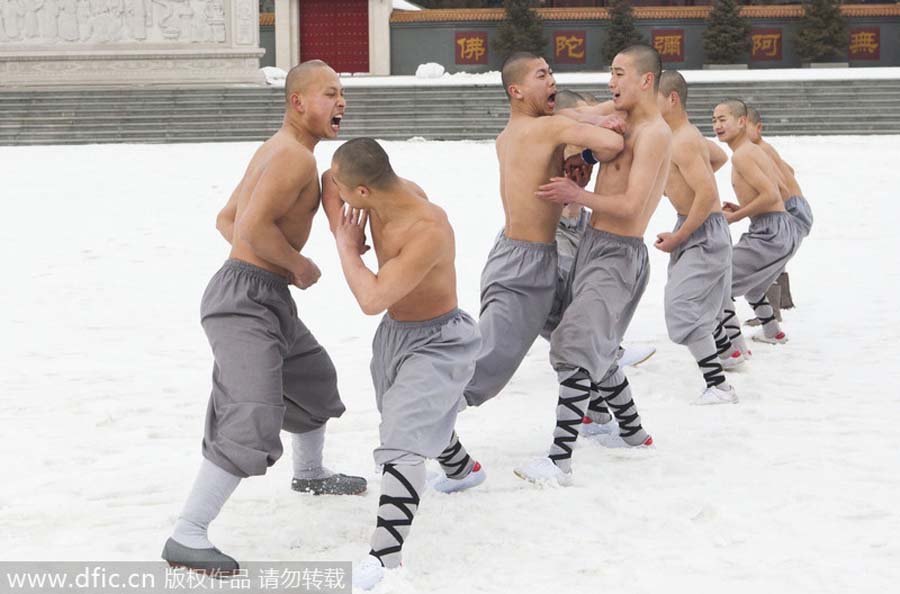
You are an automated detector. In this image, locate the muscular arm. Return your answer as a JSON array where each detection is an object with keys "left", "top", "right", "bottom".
[
  {"left": 336, "top": 213, "right": 445, "bottom": 316},
  {"left": 568, "top": 127, "right": 671, "bottom": 220},
  {"left": 236, "top": 150, "right": 318, "bottom": 276},
  {"left": 215, "top": 182, "right": 241, "bottom": 244},
  {"left": 320, "top": 169, "right": 344, "bottom": 234},
  {"left": 728, "top": 151, "right": 782, "bottom": 222},
  {"left": 552, "top": 117, "right": 625, "bottom": 163},
  {"left": 668, "top": 140, "right": 721, "bottom": 246},
  {"left": 707, "top": 139, "right": 728, "bottom": 172}
]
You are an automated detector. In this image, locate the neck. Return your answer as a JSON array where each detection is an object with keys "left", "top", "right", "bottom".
[
  {"left": 281, "top": 113, "right": 320, "bottom": 151},
  {"left": 510, "top": 101, "right": 543, "bottom": 120},
  {"left": 365, "top": 180, "right": 417, "bottom": 221},
  {"left": 665, "top": 109, "right": 690, "bottom": 130},
  {"left": 727, "top": 132, "right": 749, "bottom": 151},
  {"left": 627, "top": 94, "right": 660, "bottom": 124}
]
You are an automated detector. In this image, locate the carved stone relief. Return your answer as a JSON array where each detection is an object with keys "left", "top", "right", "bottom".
[{"left": 0, "top": 0, "right": 232, "bottom": 44}]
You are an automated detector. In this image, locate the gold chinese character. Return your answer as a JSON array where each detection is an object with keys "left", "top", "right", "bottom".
[
  {"left": 555, "top": 35, "right": 585, "bottom": 59},
  {"left": 752, "top": 34, "right": 780, "bottom": 58},
  {"left": 849, "top": 32, "right": 878, "bottom": 55},
  {"left": 653, "top": 35, "right": 681, "bottom": 58},
  {"left": 457, "top": 37, "right": 486, "bottom": 62}
]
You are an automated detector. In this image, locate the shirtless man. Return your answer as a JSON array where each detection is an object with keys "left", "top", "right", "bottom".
[
  {"left": 161, "top": 61, "right": 365, "bottom": 574},
  {"left": 462, "top": 52, "right": 624, "bottom": 413},
  {"left": 712, "top": 99, "right": 802, "bottom": 351},
  {"left": 747, "top": 107, "right": 813, "bottom": 239},
  {"left": 322, "top": 138, "right": 482, "bottom": 590},
  {"left": 521, "top": 44, "right": 672, "bottom": 485},
  {"left": 743, "top": 106, "right": 812, "bottom": 325},
  {"left": 655, "top": 70, "right": 738, "bottom": 405}
]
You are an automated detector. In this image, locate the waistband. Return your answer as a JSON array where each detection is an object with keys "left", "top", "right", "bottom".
[
  {"left": 676, "top": 211, "right": 726, "bottom": 227},
  {"left": 221, "top": 259, "right": 290, "bottom": 287},
  {"left": 749, "top": 211, "right": 790, "bottom": 225},
  {"left": 583, "top": 226, "right": 646, "bottom": 248},
  {"left": 785, "top": 195, "right": 806, "bottom": 203},
  {"left": 496, "top": 232, "right": 557, "bottom": 253},
  {"left": 382, "top": 307, "right": 466, "bottom": 330}
]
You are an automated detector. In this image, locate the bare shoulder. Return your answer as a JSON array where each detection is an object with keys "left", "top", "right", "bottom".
[
  {"left": 731, "top": 143, "right": 761, "bottom": 168},
  {"left": 636, "top": 118, "right": 672, "bottom": 148}
]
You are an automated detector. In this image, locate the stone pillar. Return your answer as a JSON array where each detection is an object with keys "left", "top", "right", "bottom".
[
  {"left": 0, "top": 0, "right": 265, "bottom": 87},
  {"left": 274, "top": 0, "right": 291, "bottom": 70},
  {"left": 368, "top": 0, "right": 390, "bottom": 75}
]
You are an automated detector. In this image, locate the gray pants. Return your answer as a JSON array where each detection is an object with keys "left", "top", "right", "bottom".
[
  {"left": 464, "top": 233, "right": 557, "bottom": 407},
  {"left": 665, "top": 213, "right": 733, "bottom": 345},
  {"left": 201, "top": 260, "right": 345, "bottom": 479},
  {"left": 731, "top": 212, "right": 801, "bottom": 302},
  {"left": 542, "top": 209, "right": 590, "bottom": 340},
  {"left": 550, "top": 228, "right": 650, "bottom": 383},
  {"left": 371, "top": 308, "right": 480, "bottom": 466},
  {"left": 785, "top": 195, "right": 814, "bottom": 238}
]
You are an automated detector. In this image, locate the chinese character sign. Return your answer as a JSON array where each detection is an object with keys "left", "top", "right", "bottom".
[
  {"left": 554, "top": 31, "right": 586, "bottom": 64},
  {"left": 751, "top": 28, "right": 782, "bottom": 62},
  {"left": 849, "top": 27, "right": 880, "bottom": 61},
  {"left": 455, "top": 32, "right": 488, "bottom": 65},
  {"left": 652, "top": 29, "right": 684, "bottom": 63}
]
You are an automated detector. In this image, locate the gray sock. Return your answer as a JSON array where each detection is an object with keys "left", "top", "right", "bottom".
[
  {"left": 549, "top": 367, "right": 591, "bottom": 473},
  {"left": 171, "top": 459, "right": 241, "bottom": 550},
  {"left": 437, "top": 431, "right": 475, "bottom": 479},
  {"left": 688, "top": 336, "right": 730, "bottom": 390},
  {"left": 369, "top": 461, "right": 425, "bottom": 569},
  {"left": 596, "top": 366, "right": 649, "bottom": 446},
  {"left": 748, "top": 294, "right": 782, "bottom": 338},
  {"left": 292, "top": 425, "right": 333, "bottom": 480}
]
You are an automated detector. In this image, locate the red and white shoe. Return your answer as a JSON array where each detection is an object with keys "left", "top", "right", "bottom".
[
  {"left": 720, "top": 350, "right": 747, "bottom": 370},
  {"left": 752, "top": 331, "right": 789, "bottom": 345},
  {"left": 580, "top": 416, "right": 618, "bottom": 437},
  {"left": 588, "top": 433, "right": 654, "bottom": 449},
  {"left": 430, "top": 462, "right": 486, "bottom": 494}
]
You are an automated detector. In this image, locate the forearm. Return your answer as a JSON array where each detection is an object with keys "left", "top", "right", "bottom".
[
  {"left": 240, "top": 223, "right": 308, "bottom": 272},
  {"left": 337, "top": 245, "right": 383, "bottom": 315},
  {"left": 675, "top": 192, "right": 718, "bottom": 243},
  {"left": 575, "top": 190, "right": 633, "bottom": 220},
  {"left": 216, "top": 217, "right": 235, "bottom": 245},
  {"left": 731, "top": 193, "right": 780, "bottom": 222}
]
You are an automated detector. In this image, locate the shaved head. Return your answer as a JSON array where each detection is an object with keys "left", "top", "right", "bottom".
[
  {"left": 332, "top": 138, "right": 397, "bottom": 190},
  {"left": 619, "top": 44, "right": 662, "bottom": 91},
  {"left": 554, "top": 89, "right": 586, "bottom": 110},
  {"left": 659, "top": 70, "right": 688, "bottom": 108},
  {"left": 717, "top": 98, "right": 748, "bottom": 119},
  {"left": 747, "top": 106, "right": 761, "bottom": 124},
  {"left": 284, "top": 60, "right": 334, "bottom": 104},
  {"left": 501, "top": 51, "right": 541, "bottom": 100}
]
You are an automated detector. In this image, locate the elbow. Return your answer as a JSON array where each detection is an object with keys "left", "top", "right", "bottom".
[
  {"left": 235, "top": 219, "right": 258, "bottom": 247},
  {"left": 594, "top": 136, "right": 624, "bottom": 162},
  {"left": 359, "top": 298, "right": 386, "bottom": 316}
]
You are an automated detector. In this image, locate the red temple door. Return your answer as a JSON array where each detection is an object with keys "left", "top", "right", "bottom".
[{"left": 299, "top": 0, "right": 370, "bottom": 73}]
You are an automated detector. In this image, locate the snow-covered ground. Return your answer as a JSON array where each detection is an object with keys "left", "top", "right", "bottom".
[{"left": 1, "top": 137, "right": 898, "bottom": 593}]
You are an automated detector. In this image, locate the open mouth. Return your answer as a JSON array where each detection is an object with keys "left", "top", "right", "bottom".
[
  {"left": 548, "top": 92, "right": 557, "bottom": 107},
  {"left": 331, "top": 115, "right": 343, "bottom": 131}
]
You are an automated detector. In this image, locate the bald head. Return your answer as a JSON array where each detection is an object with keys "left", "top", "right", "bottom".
[
  {"left": 659, "top": 70, "right": 688, "bottom": 109},
  {"left": 747, "top": 106, "right": 761, "bottom": 125},
  {"left": 501, "top": 51, "right": 542, "bottom": 100},
  {"left": 619, "top": 44, "right": 662, "bottom": 91},
  {"left": 554, "top": 89, "right": 586, "bottom": 110},
  {"left": 284, "top": 60, "right": 334, "bottom": 104},
  {"left": 717, "top": 99, "right": 748, "bottom": 119},
  {"left": 332, "top": 138, "right": 397, "bottom": 191}
]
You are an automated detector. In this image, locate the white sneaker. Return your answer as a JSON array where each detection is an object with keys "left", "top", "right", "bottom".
[
  {"left": 693, "top": 384, "right": 739, "bottom": 406},
  {"left": 720, "top": 350, "right": 746, "bottom": 370},
  {"left": 513, "top": 457, "right": 573, "bottom": 487},
  {"left": 588, "top": 433, "right": 654, "bottom": 449},
  {"left": 352, "top": 555, "right": 385, "bottom": 591},
  {"left": 430, "top": 462, "right": 486, "bottom": 494},
  {"left": 752, "top": 331, "right": 789, "bottom": 345},
  {"left": 580, "top": 416, "right": 618, "bottom": 437},
  {"left": 619, "top": 344, "right": 657, "bottom": 368}
]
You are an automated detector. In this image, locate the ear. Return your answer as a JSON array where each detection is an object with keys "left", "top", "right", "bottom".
[
  {"left": 642, "top": 73, "right": 654, "bottom": 91},
  {"left": 509, "top": 83, "right": 523, "bottom": 100},
  {"left": 357, "top": 185, "right": 371, "bottom": 199},
  {"left": 738, "top": 115, "right": 747, "bottom": 128},
  {"left": 289, "top": 92, "right": 304, "bottom": 113}
]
